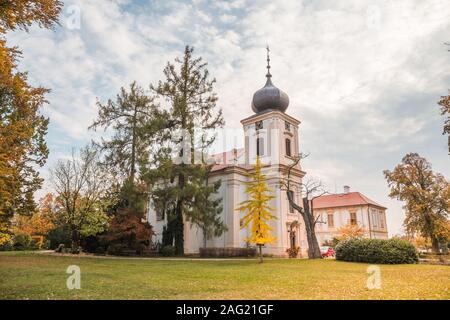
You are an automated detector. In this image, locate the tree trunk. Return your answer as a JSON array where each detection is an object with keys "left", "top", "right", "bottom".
[
  {"left": 174, "top": 172, "right": 185, "bottom": 256},
  {"left": 174, "top": 201, "right": 184, "bottom": 256},
  {"left": 431, "top": 237, "right": 440, "bottom": 254},
  {"left": 130, "top": 106, "right": 137, "bottom": 183},
  {"left": 203, "top": 229, "right": 207, "bottom": 248},
  {"left": 302, "top": 198, "right": 322, "bottom": 259},
  {"left": 71, "top": 227, "right": 80, "bottom": 254},
  {"left": 258, "top": 244, "right": 263, "bottom": 263}
]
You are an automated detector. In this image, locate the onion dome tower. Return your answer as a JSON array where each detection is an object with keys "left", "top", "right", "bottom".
[{"left": 251, "top": 46, "right": 290, "bottom": 113}]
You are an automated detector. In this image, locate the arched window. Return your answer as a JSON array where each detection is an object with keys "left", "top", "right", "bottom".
[
  {"left": 256, "top": 137, "right": 264, "bottom": 156},
  {"left": 285, "top": 138, "right": 291, "bottom": 157}
]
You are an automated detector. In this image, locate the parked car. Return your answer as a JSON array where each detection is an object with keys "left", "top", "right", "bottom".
[{"left": 320, "top": 246, "right": 335, "bottom": 258}]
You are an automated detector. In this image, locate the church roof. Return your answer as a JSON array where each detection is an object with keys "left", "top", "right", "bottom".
[
  {"left": 312, "top": 192, "right": 386, "bottom": 210},
  {"left": 210, "top": 148, "right": 246, "bottom": 172}
]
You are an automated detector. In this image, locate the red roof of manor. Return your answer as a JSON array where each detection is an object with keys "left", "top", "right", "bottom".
[{"left": 312, "top": 192, "right": 386, "bottom": 210}]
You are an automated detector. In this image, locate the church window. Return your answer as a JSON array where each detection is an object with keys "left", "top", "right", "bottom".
[
  {"left": 256, "top": 137, "right": 264, "bottom": 156},
  {"left": 328, "top": 213, "right": 334, "bottom": 228},
  {"left": 350, "top": 212, "right": 357, "bottom": 225},
  {"left": 255, "top": 121, "right": 263, "bottom": 130},
  {"left": 285, "top": 138, "right": 292, "bottom": 157}
]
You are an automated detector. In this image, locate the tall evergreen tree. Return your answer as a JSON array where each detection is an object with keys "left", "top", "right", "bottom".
[
  {"left": 90, "top": 81, "right": 165, "bottom": 182},
  {"left": 150, "top": 46, "right": 224, "bottom": 255},
  {"left": 189, "top": 165, "right": 226, "bottom": 248}
]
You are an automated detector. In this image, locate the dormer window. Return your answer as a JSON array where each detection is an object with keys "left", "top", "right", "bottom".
[{"left": 255, "top": 121, "right": 263, "bottom": 130}]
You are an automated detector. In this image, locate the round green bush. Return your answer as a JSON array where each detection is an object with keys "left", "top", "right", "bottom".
[
  {"left": 335, "top": 238, "right": 418, "bottom": 264},
  {"left": 13, "top": 234, "right": 35, "bottom": 250},
  {"left": 160, "top": 245, "right": 176, "bottom": 257}
]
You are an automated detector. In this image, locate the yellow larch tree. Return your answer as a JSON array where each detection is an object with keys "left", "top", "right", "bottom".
[{"left": 237, "top": 157, "right": 276, "bottom": 263}]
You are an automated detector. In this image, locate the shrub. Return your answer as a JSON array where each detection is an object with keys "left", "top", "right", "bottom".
[
  {"left": 107, "top": 243, "right": 128, "bottom": 256},
  {"left": 286, "top": 246, "right": 299, "bottom": 258},
  {"left": 336, "top": 238, "right": 419, "bottom": 264},
  {"left": 47, "top": 226, "right": 71, "bottom": 250},
  {"left": 13, "top": 234, "right": 35, "bottom": 250},
  {"left": 94, "top": 246, "right": 105, "bottom": 255},
  {"left": 0, "top": 239, "right": 13, "bottom": 251},
  {"left": 160, "top": 245, "right": 176, "bottom": 257},
  {"left": 199, "top": 247, "right": 257, "bottom": 258}
]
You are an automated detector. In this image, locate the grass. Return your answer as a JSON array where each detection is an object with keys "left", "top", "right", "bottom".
[{"left": 0, "top": 251, "right": 449, "bottom": 300}]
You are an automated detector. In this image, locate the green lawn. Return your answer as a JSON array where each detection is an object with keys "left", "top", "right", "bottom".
[{"left": 0, "top": 251, "right": 448, "bottom": 300}]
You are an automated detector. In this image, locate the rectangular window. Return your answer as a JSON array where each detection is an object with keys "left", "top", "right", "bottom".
[
  {"left": 156, "top": 210, "right": 164, "bottom": 221},
  {"left": 287, "top": 190, "right": 294, "bottom": 213},
  {"left": 371, "top": 212, "right": 378, "bottom": 228},
  {"left": 380, "top": 212, "right": 385, "bottom": 229},
  {"left": 328, "top": 213, "right": 334, "bottom": 228},
  {"left": 285, "top": 138, "right": 291, "bottom": 157},
  {"left": 256, "top": 137, "right": 264, "bottom": 156},
  {"left": 350, "top": 212, "right": 357, "bottom": 225}
]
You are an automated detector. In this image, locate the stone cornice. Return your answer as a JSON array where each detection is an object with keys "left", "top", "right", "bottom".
[{"left": 240, "top": 110, "right": 301, "bottom": 126}]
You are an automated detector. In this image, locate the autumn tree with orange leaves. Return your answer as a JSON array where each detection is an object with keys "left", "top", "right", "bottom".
[{"left": 0, "top": 0, "right": 63, "bottom": 245}]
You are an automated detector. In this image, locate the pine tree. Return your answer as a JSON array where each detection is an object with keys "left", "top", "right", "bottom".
[
  {"left": 90, "top": 81, "right": 166, "bottom": 182},
  {"left": 237, "top": 157, "right": 276, "bottom": 263},
  {"left": 189, "top": 165, "right": 227, "bottom": 248},
  {"left": 150, "top": 46, "right": 224, "bottom": 255}
]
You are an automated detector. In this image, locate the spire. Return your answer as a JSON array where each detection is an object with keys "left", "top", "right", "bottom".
[
  {"left": 266, "top": 45, "right": 272, "bottom": 79},
  {"left": 251, "top": 46, "right": 290, "bottom": 113}
]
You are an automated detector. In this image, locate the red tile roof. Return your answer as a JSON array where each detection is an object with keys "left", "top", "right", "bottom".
[{"left": 312, "top": 192, "right": 386, "bottom": 210}]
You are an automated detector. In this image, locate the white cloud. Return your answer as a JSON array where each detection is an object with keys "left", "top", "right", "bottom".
[{"left": 6, "top": 0, "right": 450, "bottom": 236}]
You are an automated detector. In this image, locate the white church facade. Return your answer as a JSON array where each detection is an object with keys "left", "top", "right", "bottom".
[{"left": 148, "top": 51, "right": 309, "bottom": 257}]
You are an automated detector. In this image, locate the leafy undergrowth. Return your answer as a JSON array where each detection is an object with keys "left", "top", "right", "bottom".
[{"left": 0, "top": 251, "right": 448, "bottom": 300}]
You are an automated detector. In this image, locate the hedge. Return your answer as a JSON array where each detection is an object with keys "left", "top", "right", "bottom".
[
  {"left": 199, "top": 247, "right": 256, "bottom": 258},
  {"left": 335, "top": 238, "right": 418, "bottom": 264}
]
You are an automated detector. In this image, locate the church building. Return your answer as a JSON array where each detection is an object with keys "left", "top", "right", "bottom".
[{"left": 148, "top": 50, "right": 308, "bottom": 257}]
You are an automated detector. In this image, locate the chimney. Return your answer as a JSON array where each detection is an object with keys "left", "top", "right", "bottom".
[{"left": 343, "top": 185, "right": 350, "bottom": 194}]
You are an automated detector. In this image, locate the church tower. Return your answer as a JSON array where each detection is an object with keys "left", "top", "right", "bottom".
[
  {"left": 240, "top": 47, "right": 307, "bottom": 256},
  {"left": 241, "top": 47, "right": 301, "bottom": 168}
]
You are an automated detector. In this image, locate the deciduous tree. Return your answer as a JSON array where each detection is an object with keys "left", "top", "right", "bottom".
[
  {"left": 384, "top": 153, "right": 450, "bottom": 253},
  {"left": 336, "top": 224, "right": 365, "bottom": 241},
  {"left": 282, "top": 154, "right": 325, "bottom": 259},
  {"left": 50, "top": 147, "right": 111, "bottom": 252},
  {"left": 237, "top": 157, "right": 276, "bottom": 263},
  {"left": 438, "top": 92, "right": 450, "bottom": 154},
  {"left": 0, "top": 0, "right": 61, "bottom": 247}
]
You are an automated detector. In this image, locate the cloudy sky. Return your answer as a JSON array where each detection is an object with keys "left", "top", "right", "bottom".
[{"left": 6, "top": 0, "right": 450, "bottom": 235}]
